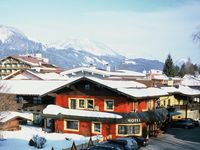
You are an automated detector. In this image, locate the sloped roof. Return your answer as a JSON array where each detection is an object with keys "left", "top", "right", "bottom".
[
  {"left": 1, "top": 55, "right": 62, "bottom": 72},
  {"left": 0, "top": 77, "right": 80, "bottom": 96},
  {"left": 10, "top": 55, "right": 46, "bottom": 67},
  {"left": 117, "top": 87, "right": 169, "bottom": 98},
  {"left": 161, "top": 85, "right": 200, "bottom": 96},
  {"left": 86, "top": 77, "right": 146, "bottom": 88},
  {"left": 61, "top": 67, "right": 145, "bottom": 77},
  {"left": 181, "top": 75, "right": 200, "bottom": 86},
  {"left": 0, "top": 76, "right": 169, "bottom": 98},
  {"left": 0, "top": 111, "right": 33, "bottom": 123},
  {"left": 3, "top": 70, "right": 68, "bottom": 80}
]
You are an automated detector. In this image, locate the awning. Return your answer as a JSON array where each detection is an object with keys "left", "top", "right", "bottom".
[
  {"left": 168, "top": 111, "right": 182, "bottom": 116},
  {"left": 43, "top": 105, "right": 168, "bottom": 124},
  {"left": 117, "top": 108, "right": 168, "bottom": 124}
]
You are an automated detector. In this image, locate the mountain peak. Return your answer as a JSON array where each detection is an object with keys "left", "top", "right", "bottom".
[
  {"left": 0, "top": 25, "right": 27, "bottom": 43},
  {"left": 48, "top": 38, "right": 120, "bottom": 56}
]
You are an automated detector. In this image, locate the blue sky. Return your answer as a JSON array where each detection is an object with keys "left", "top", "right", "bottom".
[{"left": 0, "top": 0, "right": 200, "bottom": 63}]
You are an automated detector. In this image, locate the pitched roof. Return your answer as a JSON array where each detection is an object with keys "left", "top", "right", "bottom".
[
  {"left": 0, "top": 77, "right": 80, "bottom": 96},
  {"left": 3, "top": 70, "right": 68, "bottom": 80},
  {"left": 181, "top": 75, "right": 200, "bottom": 86},
  {"left": 1, "top": 55, "right": 63, "bottom": 73},
  {"left": 161, "top": 85, "right": 200, "bottom": 96},
  {"left": 61, "top": 67, "right": 145, "bottom": 78},
  {"left": 0, "top": 111, "right": 32, "bottom": 123},
  {"left": 117, "top": 87, "right": 169, "bottom": 99},
  {"left": 0, "top": 76, "right": 169, "bottom": 98}
]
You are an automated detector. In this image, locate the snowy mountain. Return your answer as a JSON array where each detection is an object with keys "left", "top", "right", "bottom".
[
  {"left": 48, "top": 38, "right": 120, "bottom": 56},
  {"left": 175, "top": 58, "right": 188, "bottom": 67},
  {"left": 0, "top": 25, "right": 44, "bottom": 54},
  {"left": 0, "top": 25, "right": 164, "bottom": 71}
]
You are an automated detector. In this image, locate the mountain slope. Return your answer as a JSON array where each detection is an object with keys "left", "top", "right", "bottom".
[
  {"left": 0, "top": 25, "right": 164, "bottom": 71},
  {"left": 48, "top": 38, "right": 120, "bottom": 57},
  {"left": 0, "top": 25, "right": 44, "bottom": 55}
]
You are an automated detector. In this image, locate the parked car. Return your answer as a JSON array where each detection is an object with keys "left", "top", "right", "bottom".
[
  {"left": 88, "top": 137, "right": 138, "bottom": 150},
  {"left": 183, "top": 118, "right": 199, "bottom": 127},
  {"left": 127, "top": 136, "right": 149, "bottom": 147},
  {"left": 172, "top": 119, "right": 194, "bottom": 128},
  {"left": 87, "top": 143, "right": 124, "bottom": 150}
]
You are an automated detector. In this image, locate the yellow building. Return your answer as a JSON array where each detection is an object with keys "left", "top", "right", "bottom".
[
  {"left": 159, "top": 86, "right": 200, "bottom": 120},
  {"left": 159, "top": 95, "right": 184, "bottom": 108}
]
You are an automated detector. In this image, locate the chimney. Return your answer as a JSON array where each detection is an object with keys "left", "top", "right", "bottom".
[
  {"left": 35, "top": 53, "right": 42, "bottom": 59},
  {"left": 89, "top": 64, "right": 96, "bottom": 69},
  {"left": 105, "top": 64, "right": 111, "bottom": 72},
  {"left": 43, "top": 58, "right": 49, "bottom": 63}
]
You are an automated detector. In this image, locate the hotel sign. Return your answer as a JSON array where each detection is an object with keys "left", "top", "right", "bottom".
[{"left": 127, "top": 118, "right": 141, "bottom": 123}]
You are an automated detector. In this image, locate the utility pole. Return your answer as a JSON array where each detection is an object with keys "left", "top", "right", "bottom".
[{"left": 185, "top": 97, "right": 188, "bottom": 118}]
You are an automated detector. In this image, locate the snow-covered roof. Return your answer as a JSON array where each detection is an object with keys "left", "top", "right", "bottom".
[
  {"left": 0, "top": 76, "right": 172, "bottom": 99},
  {"left": 181, "top": 75, "right": 200, "bottom": 86},
  {"left": 109, "top": 70, "right": 145, "bottom": 77},
  {"left": 81, "top": 77, "right": 169, "bottom": 98},
  {"left": 153, "top": 74, "right": 169, "bottom": 80},
  {"left": 117, "top": 87, "right": 169, "bottom": 98},
  {"left": 161, "top": 85, "right": 200, "bottom": 96},
  {"left": 0, "top": 77, "right": 80, "bottom": 96},
  {"left": 43, "top": 105, "right": 122, "bottom": 119},
  {"left": 86, "top": 77, "right": 146, "bottom": 88},
  {"left": 148, "top": 69, "right": 163, "bottom": 74},
  {"left": 61, "top": 67, "right": 145, "bottom": 78},
  {"left": 0, "top": 111, "right": 33, "bottom": 123},
  {"left": 35, "top": 72, "right": 68, "bottom": 80},
  {"left": 24, "top": 70, "right": 67, "bottom": 80}
]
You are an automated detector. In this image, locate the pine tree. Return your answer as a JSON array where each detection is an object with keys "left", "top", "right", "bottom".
[
  {"left": 174, "top": 65, "right": 180, "bottom": 76},
  {"left": 163, "top": 54, "right": 175, "bottom": 77}
]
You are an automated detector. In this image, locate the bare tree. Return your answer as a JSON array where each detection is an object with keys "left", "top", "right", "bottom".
[
  {"left": 0, "top": 93, "right": 18, "bottom": 111},
  {"left": 193, "top": 32, "right": 200, "bottom": 42},
  {"left": 0, "top": 84, "right": 19, "bottom": 140}
]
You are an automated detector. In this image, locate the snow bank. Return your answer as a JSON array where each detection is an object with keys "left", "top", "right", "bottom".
[{"left": 0, "top": 125, "right": 98, "bottom": 150}]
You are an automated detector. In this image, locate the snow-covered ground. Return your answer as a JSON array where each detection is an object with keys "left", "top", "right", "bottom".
[{"left": 0, "top": 125, "right": 98, "bottom": 150}]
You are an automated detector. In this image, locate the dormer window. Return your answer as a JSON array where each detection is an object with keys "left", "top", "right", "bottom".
[{"left": 85, "top": 84, "right": 90, "bottom": 90}]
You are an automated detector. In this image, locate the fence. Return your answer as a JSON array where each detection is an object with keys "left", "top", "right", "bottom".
[{"left": 63, "top": 138, "right": 99, "bottom": 150}]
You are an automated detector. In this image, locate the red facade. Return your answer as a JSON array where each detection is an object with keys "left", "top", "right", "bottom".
[{"left": 50, "top": 79, "right": 156, "bottom": 138}]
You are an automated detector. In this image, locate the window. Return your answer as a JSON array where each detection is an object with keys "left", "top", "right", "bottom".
[
  {"left": 117, "top": 124, "right": 141, "bottom": 136},
  {"left": 147, "top": 100, "right": 151, "bottom": 110},
  {"left": 168, "top": 99, "right": 171, "bottom": 106},
  {"left": 64, "top": 120, "right": 79, "bottom": 131},
  {"left": 33, "top": 114, "right": 42, "bottom": 125},
  {"left": 92, "top": 122, "right": 102, "bottom": 134},
  {"left": 69, "top": 99, "right": 77, "bottom": 109},
  {"left": 87, "top": 99, "right": 94, "bottom": 109},
  {"left": 33, "top": 97, "right": 42, "bottom": 104},
  {"left": 84, "top": 84, "right": 90, "bottom": 90},
  {"left": 69, "top": 98, "right": 94, "bottom": 110},
  {"left": 16, "top": 96, "right": 23, "bottom": 103},
  {"left": 78, "top": 99, "right": 85, "bottom": 109},
  {"left": 104, "top": 99, "right": 114, "bottom": 111},
  {"left": 133, "top": 102, "right": 138, "bottom": 112}
]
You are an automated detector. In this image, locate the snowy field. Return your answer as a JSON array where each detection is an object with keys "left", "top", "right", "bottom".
[{"left": 0, "top": 125, "right": 97, "bottom": 150}]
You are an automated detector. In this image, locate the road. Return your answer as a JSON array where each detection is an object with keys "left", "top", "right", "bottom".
[{"left": 140, "top": 127, "right": 200, "bottom": 150}]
